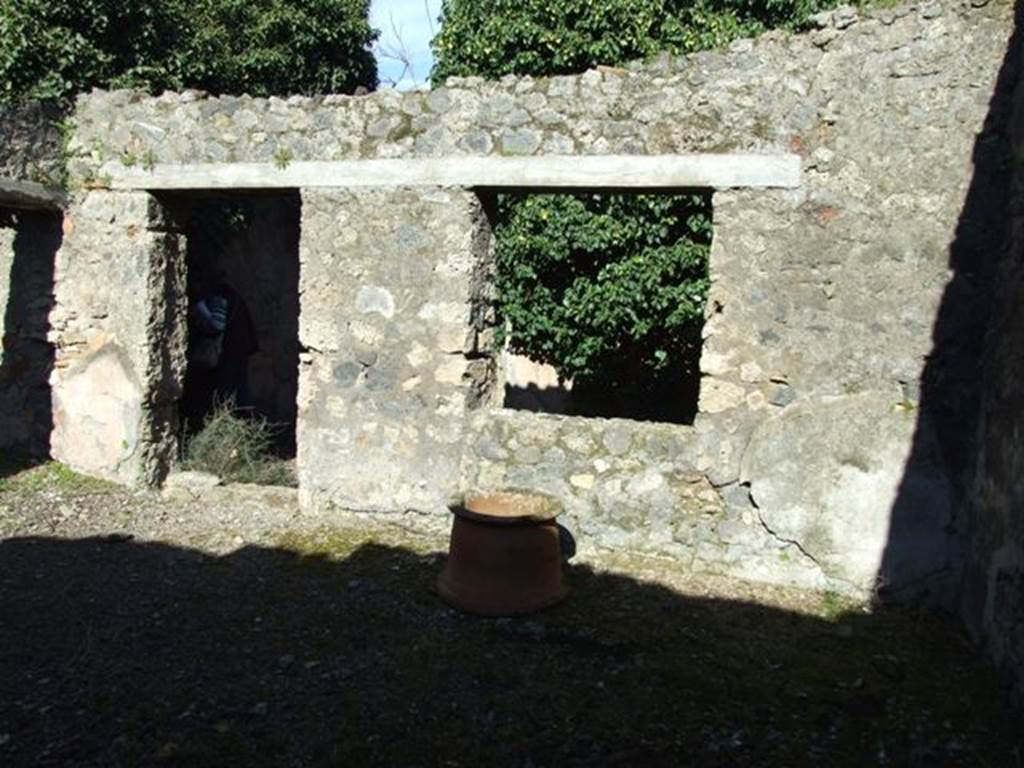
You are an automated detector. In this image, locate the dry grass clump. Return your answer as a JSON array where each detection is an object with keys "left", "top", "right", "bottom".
[{"left": 183, "top": 398, "right": 295, "bottom": 487}]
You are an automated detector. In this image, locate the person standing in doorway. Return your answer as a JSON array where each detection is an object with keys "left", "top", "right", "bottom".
[{"left": 182, "top": 271, "right": 258, "bottom": 433}]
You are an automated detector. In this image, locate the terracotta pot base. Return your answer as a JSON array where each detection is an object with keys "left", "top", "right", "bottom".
[{"left": 437, "top": 492, "right": 568, "bottom": 616}]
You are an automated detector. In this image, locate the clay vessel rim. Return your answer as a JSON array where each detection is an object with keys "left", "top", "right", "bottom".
[{"left": 449, "top": 490, "right": 562, "bottom": 524}]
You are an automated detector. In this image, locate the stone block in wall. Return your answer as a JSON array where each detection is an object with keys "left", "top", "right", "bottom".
[
  {"left": 690, "top": 480, "right": 827, "bottom": 591},
  {"left": 297, "top": 187, "right": 493, "bottom": 514},
  {"left": 740, "top": 391, "right": 958, "bottom": 596},
  {"left": 51, "top": 339, "right": 143, "bottom": 476},
  {"left": 460, "top": 410, "right": 703, "bottom": 556}
]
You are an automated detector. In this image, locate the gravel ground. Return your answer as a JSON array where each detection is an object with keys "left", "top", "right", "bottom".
[{"left": 1, "top": 462, "right": 1021, "bottom": 767}]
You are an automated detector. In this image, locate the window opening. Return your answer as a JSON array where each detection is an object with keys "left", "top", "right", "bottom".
[{"left": 491, "top": 190, "right": 711, "bottom": 424}]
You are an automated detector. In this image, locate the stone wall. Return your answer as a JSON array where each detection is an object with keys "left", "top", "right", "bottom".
[
  {"left": 218, "top": 196, "right": 300, "bottom": 431},
  {"left": 0, "top": 102, "right": 65, "bottom": 186},
  {"left": 42, "top": 0, "right": 1018, "bottom": 598},
  {"left": 964, "top": 199, "right": 1024, "bottom": 705},
  {"left": 50, "top": 192, "right": 186, "bottom": 485},
  {"left": 69, "top": 3, "right": 1009, "bottom": 172},
  {"left": 961, "top": 14, "right": 1024, "bottom": 703},
  {"left": 297, "top": 187, "right": 494, "bottom": 513},
  {"left": 0, "top": 209, "right": 60, "bottom": 456}
]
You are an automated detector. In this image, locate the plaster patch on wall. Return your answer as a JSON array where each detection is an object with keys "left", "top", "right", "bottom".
[{"left": 52, "top": 341, "right": 142, "bottom": 482}]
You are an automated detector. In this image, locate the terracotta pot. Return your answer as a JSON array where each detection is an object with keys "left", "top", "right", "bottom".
[{"left": 437, "top": 491, "right": 569, "bottom": 616}]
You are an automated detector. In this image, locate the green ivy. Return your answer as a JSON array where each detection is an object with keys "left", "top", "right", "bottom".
[{"left": 0, "top": 0, "right": 378, "bottom": 104}]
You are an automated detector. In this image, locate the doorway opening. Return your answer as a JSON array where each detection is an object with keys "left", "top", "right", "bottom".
[{"left": 171, "top": 191, "right": 301, "bottom": 472}]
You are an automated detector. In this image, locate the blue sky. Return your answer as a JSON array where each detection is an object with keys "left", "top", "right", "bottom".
[{"left": 370, "top": 0, "right": 443, "bottom": 89}]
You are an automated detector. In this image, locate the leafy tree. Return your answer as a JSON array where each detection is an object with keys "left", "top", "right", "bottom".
[
  {"left": 0, "top": 0, "right": 378, "bottom": 104},
  {"left": 434, "top": 0, "right": 841, "bottom": 421},
  {"left": 495, "top": 192, "right": 711, "bottom": 420},
  {"left": 185, "top": 0, "right": 379, "bottom": 97},
  {"left": 432, "top": 0, "right": 833, "bottom": 82}
]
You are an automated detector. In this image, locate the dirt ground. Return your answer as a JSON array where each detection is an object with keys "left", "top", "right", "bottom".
[{"left": 0, "top": 462, "right": 1021, "bottom": 767}]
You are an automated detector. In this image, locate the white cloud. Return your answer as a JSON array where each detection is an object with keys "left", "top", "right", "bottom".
[{"left": 370, "top": 0, "right": 443, "bottom": 89}]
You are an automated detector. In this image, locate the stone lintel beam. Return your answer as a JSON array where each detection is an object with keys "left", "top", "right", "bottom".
[
  {"left": 0, "top": 177, "right": 66, "bottom": 211},
  {"left": 100, "top": 154, "right": 801, "bottom": 191}
]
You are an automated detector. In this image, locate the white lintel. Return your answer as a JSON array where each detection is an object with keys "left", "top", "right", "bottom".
[{"left": 100, "top": 154, "right": 801, "bottom": 191}]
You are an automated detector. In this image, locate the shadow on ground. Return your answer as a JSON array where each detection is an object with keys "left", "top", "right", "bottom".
[
  {"left": 0, "top": 453, "right": 44, "bottom": 484},
  {"left": 0, "top": 535, "right": 1019, "bottom": 767}
]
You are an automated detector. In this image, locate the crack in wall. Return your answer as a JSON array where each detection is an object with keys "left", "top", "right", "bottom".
[{"left": 752, "top": 504, "right": 823, "bottom": 571}]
